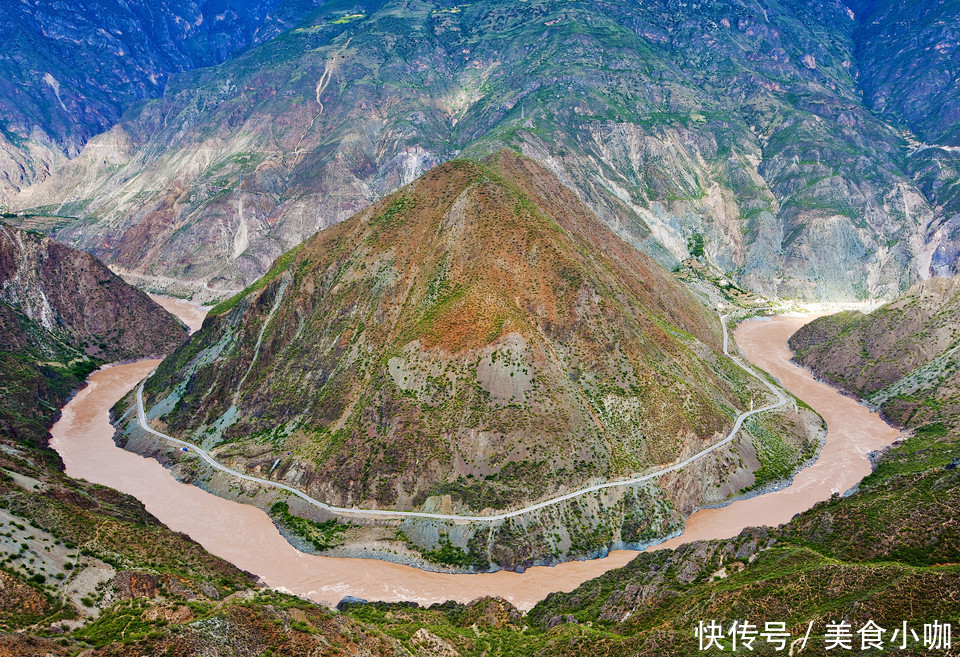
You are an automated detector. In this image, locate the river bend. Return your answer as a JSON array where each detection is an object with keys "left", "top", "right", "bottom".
[{"left": 48, "top": 312, "right": 901, "bottom": 610}]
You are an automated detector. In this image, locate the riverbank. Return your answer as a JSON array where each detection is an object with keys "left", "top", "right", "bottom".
[{"left": 654, "top": 315, "right": 902, "bottom": 550}]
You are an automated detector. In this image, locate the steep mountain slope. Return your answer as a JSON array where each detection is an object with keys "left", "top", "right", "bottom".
[
  {"left": 853, "top": 0, "right": 960, "bottom": 146},
  {"left": 0, "top": 432, "right": 255, "bottom": 639},
  {"left": 0, "top": 224, "right": 187, "bottom": 362},
  {"left": 12, "top": 0, "right": 946, "bottom": 300},
  {"left": 911, "top": 144, "right": 960, "bottom": 277},
  {"left": 121, "top": 152, "right": 820, "bottom": 569},
  {"left": 846, "top": 0, "right": 960, "bottom": 280},
  {"left": 0, "top": 0, "right": 334, "bottom": 204},
  {"left": 0, "top": 222, "right": 187, "bottom": 449},
  {"left": 791, "top": 275, "right": 960, "bottom": 433}
]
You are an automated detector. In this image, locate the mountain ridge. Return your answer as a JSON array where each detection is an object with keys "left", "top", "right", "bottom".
[
  {"left": 790, "top": 274, "right": 960, "bottom": 434},
  {"left": 9, "top": 0, "right": 958, "bottom": 301}
]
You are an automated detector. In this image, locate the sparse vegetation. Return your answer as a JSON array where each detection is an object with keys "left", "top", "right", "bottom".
[{"left": 269, "top": 502, "right": 348, "bottom": 551}]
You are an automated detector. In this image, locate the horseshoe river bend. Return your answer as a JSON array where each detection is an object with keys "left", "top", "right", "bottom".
[{"left": 48, "top": 299, "right": 902, "bottom": 612}]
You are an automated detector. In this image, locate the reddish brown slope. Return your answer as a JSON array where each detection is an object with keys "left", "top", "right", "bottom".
[{"left": 142, "top": 152, "right": 762, "bottom": 520}]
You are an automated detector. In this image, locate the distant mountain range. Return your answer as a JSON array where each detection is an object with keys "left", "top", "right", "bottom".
[
  {"left": 4, "top": 0, "right": 959, "bottom": 302},
  {"left": 0, "top": 0, "right": 337, "bottom": 203}
]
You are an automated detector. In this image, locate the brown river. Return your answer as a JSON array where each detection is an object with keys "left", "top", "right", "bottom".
[{"left": 49, "top": 307, "right": 902, "bottom": 611}]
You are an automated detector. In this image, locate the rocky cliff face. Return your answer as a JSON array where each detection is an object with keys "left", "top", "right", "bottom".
[
  {"left": 0, "top": 222, "right": 187, "bottom": 448},
  {"left": 846, "top": 0, "right": 960, "bottom": 282},
  {"left": 10, "top": 0, "right": 954, "bottom": 301},
  {"left": 121, "top": 153, "right": 819, "bottom": 568}
]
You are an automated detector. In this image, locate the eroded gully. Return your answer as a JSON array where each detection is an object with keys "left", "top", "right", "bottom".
[{"left": 49, "top": 305, "right": 902, "bottom": 611}]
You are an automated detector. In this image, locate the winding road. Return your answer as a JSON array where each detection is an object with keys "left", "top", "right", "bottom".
[{"left": 136, "top": 314, "right": 788, "bottom": 522}]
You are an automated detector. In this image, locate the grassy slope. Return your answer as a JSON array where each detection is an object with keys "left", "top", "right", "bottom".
[
  {"left": 0, "top": 429, "right": 255, "bottom": 637},
  {"left": 790, "top": 276, "right": 960, "bottom": 406}
]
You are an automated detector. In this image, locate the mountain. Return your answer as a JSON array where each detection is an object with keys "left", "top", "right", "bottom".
[
  {"left": 0, "top": 0, "right": 337, "bottom": 205},
  {"left": 10, "top": 0, "right": 957, "bottom": 301},
  {"left": 791, "top": 275, "right": 960, "bottom": 436},
  {"left": 0, "top": 222, "right": 187, "bottom": 449},
  {"left": 846, "top": 0, "right": 960, "bottom": 280},
  {"left": 118, "top": 151, "right": 821, "bottom": 570},
  {"left": 0, "top": 223, "right": 187, "bottom": 362}
]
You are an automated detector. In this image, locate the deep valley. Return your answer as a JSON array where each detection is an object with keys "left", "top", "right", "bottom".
[{"left": 1, "top": 0, "right": 959, "bottom": 654}]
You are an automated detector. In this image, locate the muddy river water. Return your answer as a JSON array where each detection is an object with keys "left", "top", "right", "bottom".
[{"left": 49, "top": 310, "right": 902, "bottom": 611}]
